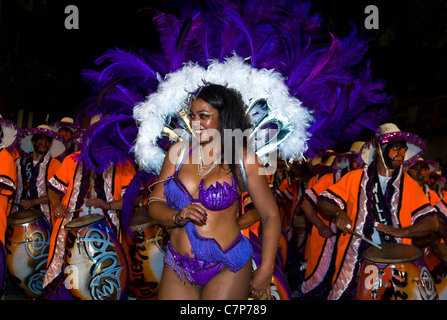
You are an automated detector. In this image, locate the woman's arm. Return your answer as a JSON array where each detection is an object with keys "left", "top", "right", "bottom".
[
  {"left": 148, "top": 142, "right": 207, "bottom": 227},
  {"left": 244, "top": 153, "right": 281, "bottom": 299}
]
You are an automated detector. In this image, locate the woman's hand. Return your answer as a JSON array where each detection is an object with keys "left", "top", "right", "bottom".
[
  {"left": 250, "top": 265, "right": 273, "bottom": 300},
  {"left": 173, "top": 203, "right": 207, "bottom": 226}
]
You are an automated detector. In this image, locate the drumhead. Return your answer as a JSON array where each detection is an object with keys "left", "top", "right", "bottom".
[
  {"left": 363, "top": 243, "right": 423, "bottom": 264},
  {"left": 65, "top": 214, "right": 105, "bottom": 229},
  {"left": 433, "top": 243, "right": 447, "bottom": 263},
  {"left": 129, "top": 211, "right": 157, "bottom": 231},
  {"left": 7, "top": 209, "right": 44, "bottom": 225}
]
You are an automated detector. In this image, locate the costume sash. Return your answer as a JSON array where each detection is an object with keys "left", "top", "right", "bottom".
[{"left": 371, "top": 173, "right": 396, "bottom": 243}]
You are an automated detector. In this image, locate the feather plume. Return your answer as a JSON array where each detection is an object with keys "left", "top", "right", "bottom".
[
  {"left": 121, "top": 170, "right": 157, "bottom": 239},
  {"left": 78, "top": 0, "right": 392, "bottom": 173},
  {"left": 81, "top": 114, "right": 138, "bottom": 173}
]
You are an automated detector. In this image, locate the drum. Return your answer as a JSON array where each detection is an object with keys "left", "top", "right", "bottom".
[
  {"left": 123, "top": 211, "right": 168, "bottom": 300},
  {"left": 357, "top": 243, "right": 438, "bottom": 300},
  {"left": 64, "top": 214, "right": 129, "bottom": 300},
  {"left": 424, "top": 243, "right": 447, "bottom": 299},
  {"left": 5, "top": 209, "right": 51, "bottom": 298}
]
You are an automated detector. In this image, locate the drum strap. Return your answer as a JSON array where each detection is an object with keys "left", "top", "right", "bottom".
[{"left": 372, "top": 173, "right": 396, "bottom": 243}]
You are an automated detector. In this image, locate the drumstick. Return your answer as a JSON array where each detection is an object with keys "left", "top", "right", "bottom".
[
  {"left": 149, "top": 236, "right": 164, "bottom": 242},
  {"left": 345, "top": 224, "right": 382, "bottom": 249}
]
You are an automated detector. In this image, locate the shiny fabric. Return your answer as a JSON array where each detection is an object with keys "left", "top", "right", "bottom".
[
  {"left": 164, "top": 173, "right": 239, "bottom": 212},
  {"left": 43, "top": 152, "right": 135, "bottom": 294},
  {"left": 14, "top": 152, "right": 60, "bottom": 224},
  {"left": 164, "top": 242, "right": 224, "bottom": 286},
  {"left": 164, "top": 144, "right": 240, "bottom": 212},
  {"left": 185, "top": 222, "right": 252, "bottom": 272},
  {"left": 198, "top": 177, "right": 239, "bottom": 211},
  {"left": 164, "top": 223, "right": 252, "bottom": 285}
]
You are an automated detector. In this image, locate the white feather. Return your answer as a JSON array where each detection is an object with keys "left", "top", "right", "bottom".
[{"left": 133, "top": 55, "right": 314, "bottom": 173}]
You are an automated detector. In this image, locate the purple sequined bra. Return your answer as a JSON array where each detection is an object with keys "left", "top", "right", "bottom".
[{"left": 163, "top": 144, "right": 240, "bottom": 212}]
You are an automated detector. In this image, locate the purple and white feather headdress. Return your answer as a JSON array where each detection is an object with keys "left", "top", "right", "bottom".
[{"left": 133, "top": 55, "right": 313, "bottom": 173}]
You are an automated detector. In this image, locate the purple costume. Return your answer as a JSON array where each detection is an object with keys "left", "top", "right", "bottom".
[{"left": 162, "top": 144, "right": 253, "bottom": 285}]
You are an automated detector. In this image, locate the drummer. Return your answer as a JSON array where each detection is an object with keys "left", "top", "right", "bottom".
[
  {"left": 41, "top": 117, "right": 136, "bottom": 300},
  {"left": 13, "top": 125, "right": 66, "bottom": 226},
  {"left": 49, "top": 117, "right": 80, "bottom": 156},
  {"left": 408, "top": 159, "right": 447, "bottom": 241},
  {"left": 317, "top": 123, "right": 439, "bottom": 300},
  {"left": 299, "top": 141, "right": 364, "bottom": 300}
]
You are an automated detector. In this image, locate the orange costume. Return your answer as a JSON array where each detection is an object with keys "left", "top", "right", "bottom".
[
  {"left": 300, "top": 172, "right": 341, "bottom": 297},
  {"left": 0, "top": 148, "right": 17, "bottom": 245},
  {"left": 277, "top": 177, "right": 308, "bottom": 236},
  {"left": 319, "top": 165, "right": 436, "bottom": 300},
  {"left": 14, "top": 152, "right": 61, "bottom": 225},
  {"left": 42, "top": 152, "right": 135, "bottom": 297}
]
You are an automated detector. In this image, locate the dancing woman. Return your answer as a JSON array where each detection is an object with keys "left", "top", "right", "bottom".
[{"left": 148, "top": 84, "right": 281, "bottom": 300}]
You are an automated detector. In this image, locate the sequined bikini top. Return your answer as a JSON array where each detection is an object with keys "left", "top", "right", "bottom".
[{"left": 164, "top": 144, "right": 240, "bottom": 211}]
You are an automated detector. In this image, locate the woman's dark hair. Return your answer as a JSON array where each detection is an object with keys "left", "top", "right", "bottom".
[{"left": 195, "top": 84, "right": 251, "bottom": 189}]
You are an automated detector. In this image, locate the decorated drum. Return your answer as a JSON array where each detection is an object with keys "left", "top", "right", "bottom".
[
  {"left": 424, "top": 243, "right": 447, "bottom": 299},
  {"left": 123, "top": 211, "right": 168, "bottom": 300},
  {"left": 5, "top": 209, "right": 51, "bottom": 298},
  {"left": 64, "top": 214, "right": 129, "bottom": 300},
  {"left": 357, "top": 243, "right": 438, "bottom": 300}
]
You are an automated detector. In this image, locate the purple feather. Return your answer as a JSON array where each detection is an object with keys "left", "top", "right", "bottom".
[
  {"left": 122, "top": 170, "right": 157, "bottom": 240},
  {"left": 81, "top": 114, "right": 138, "bottom": 173},
  {"left": 77, "top": 0, "right": 393, "bottom": 165}
]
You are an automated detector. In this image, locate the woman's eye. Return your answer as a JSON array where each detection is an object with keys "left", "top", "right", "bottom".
[{"left": 199, "top": 114, "right": 210, "bottom": 119}]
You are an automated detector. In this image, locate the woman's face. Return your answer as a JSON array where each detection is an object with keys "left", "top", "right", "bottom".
[{"left": 189, "top": 98, "right": 220, "bottom": 143}]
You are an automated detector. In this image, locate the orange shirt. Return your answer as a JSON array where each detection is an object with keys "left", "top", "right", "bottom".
[
  {"left": 44, "top": 152, "right": 136, "bottom": 288},
  {"left": 320, "top": 167, "right": 436, "bottom": 300},
  {"left": 302, "top": 173, "right": 338, "bottom": 282},
  {"left": 0, "top": 148, "right": 17, "bottom": 245}
]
